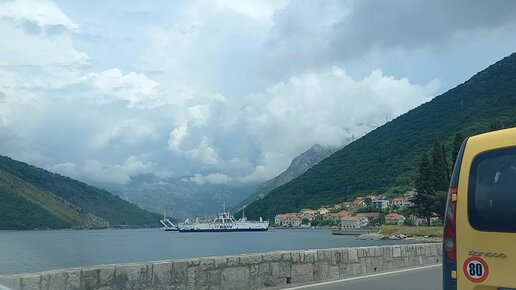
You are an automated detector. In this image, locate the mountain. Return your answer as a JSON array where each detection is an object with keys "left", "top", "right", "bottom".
[
  {"left": 244, "top": 52, "right": 516, "bottom": 220},
  {"left": 110, "top": 175, "right": 259, "bottom": 220},
  {"left": 0, "top": 155, "right": 160, "bottom": 230},
  {"left": 232, "top": 144, "right": 339, "bottom": 212}
]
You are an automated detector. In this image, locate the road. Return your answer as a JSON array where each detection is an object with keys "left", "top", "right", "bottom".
[{"left": 282, "top": 264, "right": 442, "bottom": 290}]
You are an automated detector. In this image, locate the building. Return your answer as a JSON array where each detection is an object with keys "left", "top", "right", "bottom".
[
  {"left": 318, "top": 207, "right": 330, "bottom": 215},
  {"left": 371, "top": 199, "right": 390, "bottom": 210},
  {"left": 340, "top": 216, "right": 361, "bottom": 229},
  {"left": 391, "top": 197, "right": 413, "bottom": 209},
  {"left": 355, "top": 214, "right": 370, "bottom": 227},
  {"left": 322, "top": 212, "right": 341, "bottom": 222},
  {"left": 385, "top": 213, "right": 406, "bottom": 225},
  {"left": 275, "top": 213, "right": 302, "bottom": 227},
  {"left": 300, "top": 209, "right": 318, "bottom": 220},
  {"left": 300, "top": 208, "right": 318, "bottom": 215},
  {"left": 352, "top": 197, "right": 367, "bottom": 208}
]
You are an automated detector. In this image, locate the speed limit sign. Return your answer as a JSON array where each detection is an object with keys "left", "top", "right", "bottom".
[{"left": 463, "top": 257, "right": 489, "bottom": 283}]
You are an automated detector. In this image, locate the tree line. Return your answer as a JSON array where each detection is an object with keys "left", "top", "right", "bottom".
[{"left": 412, "top": 132, "right": 463, "bottom": 225}]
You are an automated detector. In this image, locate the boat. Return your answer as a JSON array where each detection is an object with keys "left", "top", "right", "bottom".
[
  {"left": 178, "top": 204, "right": 269, "bottom": 232},
  {"left": 160, "top": 211, "right": 179, "bottom": 231}
]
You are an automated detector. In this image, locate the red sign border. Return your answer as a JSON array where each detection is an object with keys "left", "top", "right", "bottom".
[{"left": 463, "top": 256, "right": 489, "bottom": 283}]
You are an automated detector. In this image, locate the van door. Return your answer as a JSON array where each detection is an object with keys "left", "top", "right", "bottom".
[{"left": 456, "top": 130, "right": 516, "bottom": 289}]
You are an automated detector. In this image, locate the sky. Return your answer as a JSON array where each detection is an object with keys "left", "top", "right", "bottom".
[{"left": 1, "top": 0, "right": 516, "bottom": 186}]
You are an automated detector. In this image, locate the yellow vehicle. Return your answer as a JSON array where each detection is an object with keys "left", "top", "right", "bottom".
[{"left": 443, "top": 127, "right": 516, "bottom": 290}]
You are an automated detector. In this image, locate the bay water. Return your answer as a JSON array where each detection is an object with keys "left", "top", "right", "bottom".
[{"left": 0, "top": 228, "right": 409, "bottom": 275}]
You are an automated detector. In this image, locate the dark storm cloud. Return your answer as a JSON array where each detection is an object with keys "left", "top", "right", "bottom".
[
  {"left": 265, "top": 0, "right": 516, "bottom": 78},
  {"left": 330, "top": 0, "right": 516, "bottom": 59}
]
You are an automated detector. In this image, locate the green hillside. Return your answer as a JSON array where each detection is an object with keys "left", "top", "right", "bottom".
[
  {"left": 244, "top": 53, "right": 516, "bottom": 220},
  {"left": 0, "top": 155, "right": 161, "bottom": 229}
]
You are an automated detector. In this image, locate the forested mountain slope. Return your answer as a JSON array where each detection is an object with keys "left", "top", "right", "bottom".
[{"left": 0, "top": 155, "right": 160, "bottom": 229}]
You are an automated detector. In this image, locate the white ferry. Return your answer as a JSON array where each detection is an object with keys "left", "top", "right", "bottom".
[{"left": 178, "top": 205, "right": 269, "bottom": 232}]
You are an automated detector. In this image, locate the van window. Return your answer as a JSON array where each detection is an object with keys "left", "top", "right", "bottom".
[{"left": 469, "top": 146, "right": 516, "bottom": 232}]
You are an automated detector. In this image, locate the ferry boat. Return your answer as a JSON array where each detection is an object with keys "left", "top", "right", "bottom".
[
  {"left": 160, "top": 211, "right": 179, "bottom": 231},
  {"left": 178, "top": 205, "right": 269, "bottom": 232}
]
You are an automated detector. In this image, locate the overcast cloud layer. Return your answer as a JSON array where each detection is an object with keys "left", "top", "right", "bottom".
[{"left": 1, "top": 0, "right": 516, "bottom": 186}]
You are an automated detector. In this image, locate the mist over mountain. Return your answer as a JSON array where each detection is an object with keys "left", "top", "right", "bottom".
[
  {"left": 103, "top": 174, "right": 259, "bottom": 220},
  {"left": 233, "top": 144, "right": 339, "bottom": 213}
]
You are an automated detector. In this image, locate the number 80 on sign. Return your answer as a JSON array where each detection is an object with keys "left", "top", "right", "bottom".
[{"left": 463, "top": 257, "right": 489, "bottom": 283}]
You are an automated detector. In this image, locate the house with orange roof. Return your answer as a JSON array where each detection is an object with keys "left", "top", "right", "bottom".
[
  {"left": 275, "top": 213, "right": 302, "bottom": 227},
  {"left": 385, "top": 213, "right": 406, "bottom": 225},
  {"left": 340, "top": 216, "right": 361, "bottom": 229}
]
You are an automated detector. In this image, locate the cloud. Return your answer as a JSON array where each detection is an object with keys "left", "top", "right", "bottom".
[
  {"left": 83, "top": 69, "right": 162, "bottom": 108},
  {"left": 263, "top": 0, "right": 516, "bottom": 81},
  {"left": 184, "top": 172, "right": 231, "bottom": 185},
  {"left": 1, "top": 0, "right": 515, "bottom": 188},
  {"left": 0, "top": 0, "right": 78, "bottom": 30},
  {"left": 49, "top": 156, "right": 155, "bottom": 185},
  {"left": 166, "top": 66, "right": 441, "bottom": 181}
]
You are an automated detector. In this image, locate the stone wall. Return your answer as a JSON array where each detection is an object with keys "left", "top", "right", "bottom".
[{"left": 0, "top": 243, "right": 442, "bottom": 290}]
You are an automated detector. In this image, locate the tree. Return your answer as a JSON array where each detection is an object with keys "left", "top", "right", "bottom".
[
  {"left": 451, "top": 132, "right": 464, "bottom": 163},
  {"left": 432, "top": 142, "right": 450, "bottom": 192},
  {"left": 413, "top": 153, "right": 435, "bottom": 226}
]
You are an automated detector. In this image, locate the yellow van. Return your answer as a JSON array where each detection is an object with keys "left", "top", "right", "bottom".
[{"left": 443, "top": 127, "right": 516, "bottom": 290}]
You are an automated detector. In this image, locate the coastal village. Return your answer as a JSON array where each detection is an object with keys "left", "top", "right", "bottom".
[{"left": 273, "top": 190, "right": 441, "bottom": 230}]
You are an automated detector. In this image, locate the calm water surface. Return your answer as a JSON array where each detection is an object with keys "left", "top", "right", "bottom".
[{"left": 0, "top": 228, "right": 409, "bottom": 275}]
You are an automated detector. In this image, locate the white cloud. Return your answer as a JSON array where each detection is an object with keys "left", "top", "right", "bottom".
[
  {"left": 164, "top": 66, "right": 440, "bottom": 182},
  {"left": 0, "top": 0, "right": 78, "bottom": 30},
  {"left": 83, "top": 69, "right": 162, "bottom": 108},
  {"left": 185, "top": 172, "right": 231, "bottom": 185}
]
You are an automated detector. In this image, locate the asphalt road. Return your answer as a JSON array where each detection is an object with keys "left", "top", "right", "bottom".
[{"left": 282, "top": 264, "right": 442, "bottom": 290}]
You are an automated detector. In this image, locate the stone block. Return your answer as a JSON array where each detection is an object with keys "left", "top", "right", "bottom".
[
  {"left": 98, "top": 267, "right": 115, "bottom": 287},
  {"left": 239, "top": 255, "right": 262, "bottom": 265},
  {"left": 226, "top": 257, "right": 239, "bottom": 267},
  {"left": 20, "top": 274, "right": 41, "bottom": 290},
  {"left": 250, "top": 265, "right": 259, "bottom": 276},
  {"left": 187, "top": 259, "right": 200, "bottom": 267},
  {"left": 291, "top": 264, "right": 313, "bottom": 283},
  {"left": 357, "top": 248, "right": 365, "bottom": 258},
  {"left": 270, "top": 263, "right": 280, "bottom": 277},
  {"left": 213, "top": 257, "right": 226, "bottom": 269},
  {"left": 258, "top": 263, "right": 269, "bottom": 276},
  {"left": 279, "top": 261, "right": 291, "bottom": 277},
  {"left": 113, "top": 264, "right": 148, "bottom": 290},
  {"left": 329, "top": 266, "right": 339, "bottom": 279},
  {"left": 221, "top": 267, "right": 249, "bottom": 290},
  {"left": 348, "top": 248, "right": 358, "bottom": 263},
  {"left": 186, "top": 266, "right": 199, "bottom": 288},
  {"left": 331, "top": 250, "right": 342, "bottom": 265},
  {"left": 393, "top": 246, "right": 401, "bottom": 258},
  {"left": 291, "top": 252, "right": 302, "bottom": 263},
  {"left": 81, "top": 268, "right": 99, "bottom": 289},
  {"left": 198, "top": 269, "right": 221, "bottom": 286},
  {"left": 282, "top": 252, "right": 292, "bottom": 261},
  {"left": 262, "top": 252, "right": 282, "bottom": 262},
  {"left": 65, "top": 270, "right": 81, "bottom": 290},
  {"left": 0, "top": 275, "right": 21, "bottom": 290},
  {"left": 171, "top": 261, "right": 188, "bottom": 284},
  {"left": 152, "top": 262, "right": 172, "bottom": 286},
  {"left": 199, "top": 259, "right": 215, "bottom": 271},
  {"left": 303, "top": 250, "right": 317, "bottom": 263}
]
